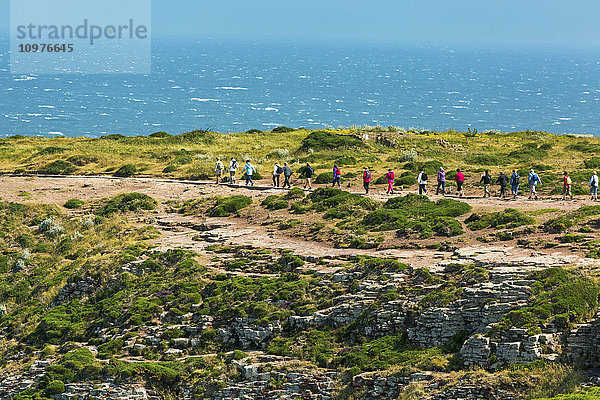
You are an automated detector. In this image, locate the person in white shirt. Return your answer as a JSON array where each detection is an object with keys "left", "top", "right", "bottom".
[{"left": 228, "top": 157, "right": 239, "bottom": 185}]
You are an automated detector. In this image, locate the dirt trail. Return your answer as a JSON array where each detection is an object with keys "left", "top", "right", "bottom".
[{"left": 1, "top": 175, "right": 598, "bottom": 270}]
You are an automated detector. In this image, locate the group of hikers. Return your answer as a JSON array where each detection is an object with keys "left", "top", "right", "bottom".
[{"left": 213, "top": 157, "right": 600, "bottom": 201}]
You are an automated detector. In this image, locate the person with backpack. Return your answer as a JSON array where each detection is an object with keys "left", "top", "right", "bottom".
[
  {"left": 214, "top": 158, "right": 224, "bottom": 184},
  {"left": 510, "top": 170, "right": 520, "bottom": 199},
  {"left": 454, "top": 168, "right": 465, "bottom": 197},
  {"left": 480, "top": 170, "right": 492, "bottom": 197},
  {"left": 590, "top": 171, "right": 599, "bottom": 201},
  {"left": 363, "top": 167, "right": 372, "bottom": 194},
  {"left": 272, "top": 162, "right": 282, "bottom": 187},
  {"left": 228, "top": 157, "right": 239, "bottom": 185},
  {"left": 562, "top": 171, "right": 573, "bottom": 201},
  {"left": 417, "top": 169, "right": 428, "bottom": 195},
  {"left": 386, "top": 168, "right": 395, "bottom": 195},
  {"left": 528, "top": 169, "right": 542, "bottom": 200},
  {"left": 436, "top": 167, "right": 446, "bottom": 196},
  {"left": 283, "top": 162, "right": 292, "bottom": 189},
  {"left": 303, "top": 162, "right": 314, "bottom": 190},
  {"left": 242, "top": 160, "right": 255, "bottom": 186},
  {"left": 332, "top": 165, "right": 341, "bottom": 188},
  {"left": 497, "top": 172, "right": 509, "bottom": 199}
]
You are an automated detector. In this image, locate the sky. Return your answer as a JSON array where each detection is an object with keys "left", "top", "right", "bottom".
[{"left": 0, "top": 0, "right": 599, "bottom": 48}]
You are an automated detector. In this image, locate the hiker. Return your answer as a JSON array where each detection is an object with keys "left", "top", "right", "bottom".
[
  {"left": 363, "top": 167, "right": 372, "bottom": 194},
  {"left": 417, "top": 169, "right": 428, "bottom": 195},
  {"left": 242, "top": 160, "right": 255, "bottom": 186},
  {"left": 436, "top": 167, "right": 446, "bottom": 196},
  {"left": 272, "top": 162, "right": 282, "bottom": 187},
  {"left": 386, "top": 169, "right": 395, "bottom": 195},
  {"left": 497, "top": 172, "right": 509, "bottom": 199},
  {"left": 214, "top": 157, "right": 224, "bottom": 184},
  {"left": 528, "top": 169, "right": 542, "bottom": 200},
  {"left": 510, "top": 170, "right": 520, "bottom": 199},
  {"left": 562, "top": 171, "right": 573, "bottom": 201},
  {"left": 590, "top": 171, "right": 599, "bottom": 201},
  {"left": 228, "top": 157, "right": 239, "bottom": 185},
  {"left": 454, "top": 168, "right": 465, "bottom": 197},
  {"left": 283, "top": 162, "right": 292, "bottom": 188},
  {"left": 332, "top": 165, "right": 341, "bottom": 188},
  {"left": 304, "top": 162, "right": 314, "bottom": 189},
  {"left": 480, "top": 170, "right": 492, "bottom": 197}
]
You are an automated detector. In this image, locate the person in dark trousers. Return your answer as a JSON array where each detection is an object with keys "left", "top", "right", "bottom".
[
  {"left": 480, "top": 170, "right": 492, "bottom": 197},
  {"left": 303, "top": 162, "right": 314, "bottom": 189},
  {"left": 436, "top": 167, "right": 446, "bottom": 196},
  {"left": 497, "top": 172, "right": 509, "bottom": 199},
  {"left": 510, "top": 170, "right": 520, "bottom": 199},
  {"left": 454, "top": 168, "right": 465, "bottom": 197},
  {"left": 590, "top": 171, "right": 598, "bottom": 201},
  {"left": 283, "top": 162, "right": 292, "bottom": 188},
  {"left": 562, "top": 171, "right": 573, "bottom": 200},
  {"left": 363, "top": 167, "right": 372, "bottom": 194},
  {"left": 242, "top": 160, "right": 255, "bottom": 186},
  {"left": 272, "top": 162, "right": 282, "bottom": 187},
  {"left": 332, "top": 165, "right": 341, "bottom": 188},
  {"left": 417, "top": 169, "right": 428, "bottom": 195}
]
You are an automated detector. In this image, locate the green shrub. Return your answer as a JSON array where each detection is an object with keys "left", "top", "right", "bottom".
[
  {"left": 509, "top": 144, "right": 548, "bottom": 161},
  {"left": 314, "top": 172, "right": 334, "bottom": 184},
  {"left": 162, "top": 165, "right": 177, "bottom": 173},
  {"left": 209, "top": 195, "right": 252, "bottom": 216},
  {"left": 566, "top": 141, "right": 600, "bottom": 154},
  {"left": 37, "top": 160, "right": 76, "bottom": 175},
  {"left": 241, "top": 170, "right": 263, "bottom": 180},
  {"left": 310, "top": 187, "right": 378, "bottom": 219},
  {"left": 97, "top": 193, "right": 158, "bottom": 216},
  {"left": 246, "top": 128, "right": 263, "bottom": 134},
  {"left": 64, "top": 199, "right": 85, "bottom": 209},
  {"left": 272, "top": 126, "right": 295, "bottom": 133},
  {"left": 395, "top": 175, "right": 417, "bottom": 186},
  {"left": 300, "top": 130, "right": 364, "bottom": 151},
  {"left": 583, "top": 157, "right": 600, "bottom": 169},
  {"left": 149, "top": 131, "right": 171, "bottom": 138},
  {"left": 114, "top": 164, "right": 138, "bottom": 177},
  {"left": 544, "top": 206, "right": 600, "bottom": 233},
  {"left": 44, "top": 380, "right": 65, "bottom": 395},
  {"left": 466, "top": 209, "right": 535, "bottom": 231},
  {"left": 284, "top": 187, "right": 305, "bottom": 200},
  {"left": 335, "top": 155, "right": 357, "bottom": 165},
  {"left": 66, "top": 155, "right": 98, "bottom": 166}
]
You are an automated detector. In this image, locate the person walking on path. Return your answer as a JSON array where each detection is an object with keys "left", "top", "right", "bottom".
[
  {"left": 480, "top": 170, "right": 492, "bottom": 197},
  {"left": 228, "top": 157, "right": 239, "bottom": 185},
  {"left": 497, "top": 172, "right": 509, "bottom": 199},
  {"left": 332, "top": 165, "right": 341, "bottom": 188},
  {"left": 417, "top": 169, "right": 428, "bottom": 195},
  {"left": 510, "top": 170, "right": 520, "bottom": 199},
  {"left": 272, "top": 162, "right": 282, "bottom": 187},
  {"left": 436, "top": 167, "right": 446, "bottom": 196},
  {"left": 363, "top": 167, "right": 372, "bottom": 194},
  {"left": 386, "top": 168, "right": 395, "bottom": 195},
  {"left": 590, "top": 171, "right": 599, "bottom": 201},
  {"left": 214, "top": 158, "right": 224, "bottom": 184},
  {"left": 303, "top": 162, "right": 314, "bottom": 189},
  {"left": 528, "top": 169, "right": 542, "bottom": 200},
  {"left": 562, "top": 171, "right": 573, "bottom": 201},
  {"left": 454, "top": 168, "right": 465, "bottom": 197},
  {"left": 283, "top": 162, "right": 292, "bottom": 188},
  {"left": 242, "top": 160, "right": 255, "bottom": 186}
]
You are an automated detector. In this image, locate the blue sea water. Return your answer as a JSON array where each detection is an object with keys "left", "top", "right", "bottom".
[{"left": 1, "top": 36, "right": 599, "bottom": 137}]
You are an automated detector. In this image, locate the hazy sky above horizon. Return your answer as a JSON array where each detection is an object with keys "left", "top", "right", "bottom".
[{"left": 1, "top": 0, "right": 599, "bottom": 48}]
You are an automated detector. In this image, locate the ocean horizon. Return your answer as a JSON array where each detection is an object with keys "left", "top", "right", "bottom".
[{"left": 1, "top": 36, "right": 599, "bottom": 138}]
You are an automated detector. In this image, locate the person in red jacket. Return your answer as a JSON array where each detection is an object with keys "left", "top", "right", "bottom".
[
  {"left": 386, "top": 168, "right": 395, "bottom": 195},
  {"left": 454, "top": 168, "right": 465, "bottom": 197},
  {"left": 363, "top": 167, "right": 372, "bottom": 194}
]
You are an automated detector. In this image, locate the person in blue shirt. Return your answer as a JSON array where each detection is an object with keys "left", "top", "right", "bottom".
[
  {"left": 528, "top": 169, "right": 542, "bottom": 200},
  {"left": 241, "top": 160, "right": 255, "bottom": 186}
]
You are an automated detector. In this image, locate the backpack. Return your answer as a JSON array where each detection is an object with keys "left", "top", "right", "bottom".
[
  {"left": 276, "top": 166, "right": 284, "bottom": 175},
  {"left": 232, "top": 161, "right": 239, "bottom": 170},
  {"left": 306, "top": 166, "right": 314, "bottom": 176},
  {"left": 482, "top": 175, "right": 491, "bottom": 184},
  {"left": 514, "top": 175, "right": 520, "bottom": 185},
  {"left": 421, "top": 173, "right": 428, "bottom": 182},
  {"left": 566, "top": 176, "right": 572, "bottom": 185},
  {"left": 365, "top": 170, "right": 371, "bottom": 180}
]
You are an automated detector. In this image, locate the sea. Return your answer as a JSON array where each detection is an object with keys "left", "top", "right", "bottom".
[{"left": 1, "top": 36, "right": 599, "bottom": 137}]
